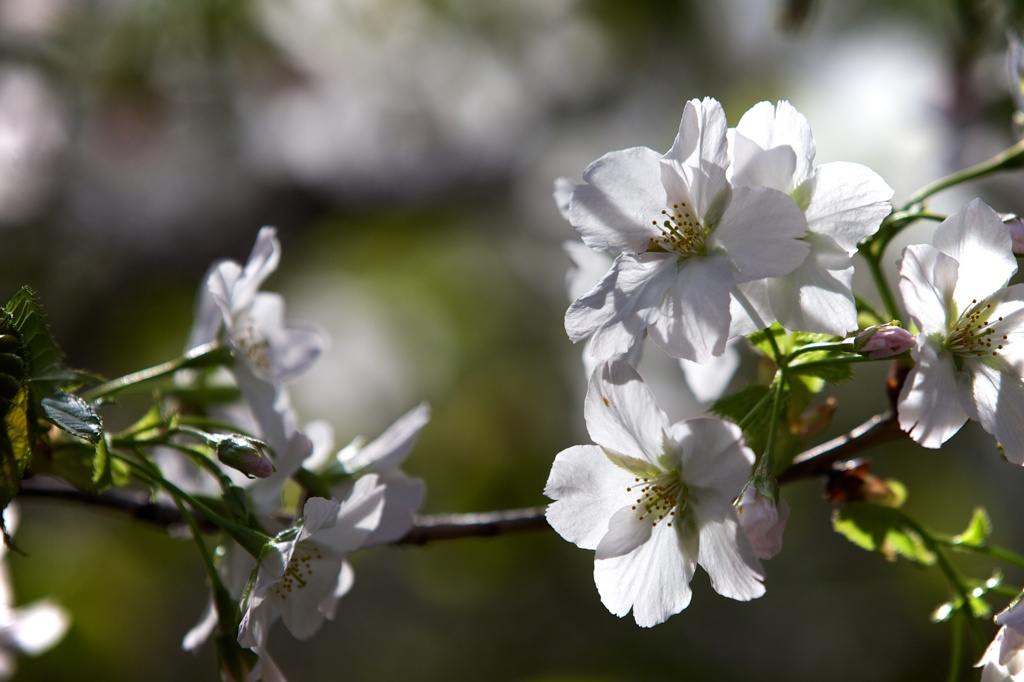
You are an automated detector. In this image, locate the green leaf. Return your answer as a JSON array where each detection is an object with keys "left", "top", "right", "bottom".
[
  {"left": 790, "top": 355, "right": 855, "bottom": 385},
  {"left": 952, "top": 507, "right": 991, "bottom": 547},
  {"left": 710, "top": 383, "right": 784, "bottom": 455},
  {"left": 92, "top": 436, "right": 113, "bottom": 492},
  {"left": 0, "top": 332, "right": 31, "bottom": 512},
  {"left": 832, "top": 503, "right": 936, "bottom": 565},
  {"left": 40, "top": 391, "right": 103, "bottom": 444},
  {"left": 4, "top": 287, "right": 74, "bottom": 401}
]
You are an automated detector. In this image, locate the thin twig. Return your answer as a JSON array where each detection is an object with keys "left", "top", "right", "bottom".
[
  {"left": 776, "top": 411, "right": 904, "bottom": 484},
  {"left": 16, "top": 411, "right": 903, "bottom": 544}
]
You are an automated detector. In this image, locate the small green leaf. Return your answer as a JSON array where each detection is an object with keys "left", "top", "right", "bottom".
[
  {"left": 41, "top": 391, "right": 103, "bottom": 444},
  {"left": 92, "top": 436, "right": 113, "bottom": 492},
  {"left": 832, "top": 503, "right": 936, "bottom": 565},
  {"left": 4, "top": 287, "right": 75, "bottom": 401},
  {"left": 952, "top": 507, "right": 991, "bottom": 547},
  {"left": 0, "top": 331, "right": 31, "bottom": 512},
  {"left": 711, "top": 383, "right": 787, "bottom": 455}
]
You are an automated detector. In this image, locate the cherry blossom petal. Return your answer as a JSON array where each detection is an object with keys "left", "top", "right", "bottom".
[
  {"left": 733, "top": 100, "right": 815, "bottom": 186},
  {"left": 968, "top": 360, "right": 1024, "bottom": 464},
  {"left": 765, "top": 232, "right": 858, "bottom": 335},
  {"left": 897, "top": 341, "right": 968, "bottom": 448},
  {"left": 595, "top": 505, "right": 654, "bottom": 560},
  {"left": 565, "top": 252, "right": 677, "bottom": 359},
  {"left": 669, "top": 418, "right": 752, "bottom": 494},
  {"left": 933, "top": 199, "right": 1018, "bottom": 310},
  {"left": 804, "top": 162, "right": 892, "bottom": 253},
  {"left": 570, "top": 147, "right": 667, "bottom": 253},
  {"left": 711, "top": 186, "right": 809, "bottom": 282},
  {"left": 593, "top": 523, "right": 697, "bottom": 627},
  {"left": 584, "top": 360, "right": 668, "bottom": 463},
  {"left": 898, "top": 244, "right": 959, "bottom": 337},
  {"left": 545, "top": 445, "right": 639, "bottom": 550},
  {"left": 692, "top": 493, "right": 765, "bottom": 601},
  {"left": 665, "top": 97, "right": 730, "bottom": 224},
  {"left": 647, "top": 255, "right": 733, "bottom": 363}
]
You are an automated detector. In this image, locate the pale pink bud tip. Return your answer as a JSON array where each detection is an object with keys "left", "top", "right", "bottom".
[
  {"left": 1004, "top": 215, "right": 1024, "bottom": 254},
  {"left": 854, "top": 324, "right": 915, "bottom": 359},
  {"left": 736, "top": 486, "right": 790, "bottom": 560}
]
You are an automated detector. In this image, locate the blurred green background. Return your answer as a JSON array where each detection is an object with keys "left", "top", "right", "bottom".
[{"left": 3, "top": 0, "right": 1024, "bottom": 679}]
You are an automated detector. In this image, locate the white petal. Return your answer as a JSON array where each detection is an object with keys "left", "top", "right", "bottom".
[
  {"left": 804, "top": 162, "right": 892, "bottom": 253},
  {"left": 665, "top": 97, "right": 730, "bottom": 224},
  {"left": 314, "top": 474, "right": 386, "bottom": 553},
  {"left": 765, "top": 232, "right": 858, "bottom": 335},
  {"left": 647, "top": 255, "right": 733, "bottom": 363},
  {"left": 934, "top": 199, "right": 1017, "bottom": 310},
  {"left": 553, "top": 177, "right": 575, "bottom": 222},
  {"left": 593, "top": 522, "right": 696, "bottom": 627},
  {"left": 728, "top": 130, "right": 797, "bottom": 193},
  {"left": 339, "top": 403, "right": 430, "bottom": 474},
  {"left": 898, "top": 244, "right": 959, "bottom": 336},
  {"left": 897, "top": 340, "right": 969, "bottom": 448},
  {"left": 276, "top": 551, "right": 345, "bottom": 640},
  {"left": 584, "top": 360, "right": 669, "bottom": 463},
  {"left": 692, "top": 494, "right": 765, "bottom": 601},
  {"left": 595, "top": 505, "right": 654, "bottom": 559},
  {"left": 363, "top": 472, "right": 426, "bottom": 546},
  {"left": 668, "top": 418, "right": 753, "bottom": 494},
  {"left": 729, "top": 280, "right": 775, "bottom": 335},
  {"left": 565, "top": 252, "right": 677, "bottom": 361},
  {"left": 679, "top": 338, "right": 742, "bottom": 403},
  {"left": 570, "top": 147, "right": 667, "bottom": 253},
  {"left": 711, "top": 186, "right": 809, "bottom": 282},
  {"left": 182, "top": 598, "right": 217, "bottom": 652},
  {"left": 6, "top": 600, "right": 70, "bottom": 655},
  {"left": 734, "top": 100, "right": 816, "bottom": 185},
  {"left": 545, "top": 445, "right": 639, "bottom": 550},
  {"left": 967, "top": 360, "right": 1024, "bottom": 464},
  {"left": 563, "top": 240, "right": 613, "bottom": 303}
]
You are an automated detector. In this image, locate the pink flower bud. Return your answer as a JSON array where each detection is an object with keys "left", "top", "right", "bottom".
[
  {"left": 736, "top": 486, "right": 790, "bottom": 560},
  {"left": 1004, "top": 215, "right": 1024, "bottom": 254},
  {"left": 853, "top": 324, "right": 915, "bottom": 359}
]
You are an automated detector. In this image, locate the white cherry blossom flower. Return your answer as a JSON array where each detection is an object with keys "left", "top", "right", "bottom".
[
  {"left": 977, "top": 598, "right": 1024, "bottom": 681},
  {"left": 0, "top": 506, "right": 70, "bottom": 680},
  {"left": 544, "top": 360, "right": 764, "bottom": 627},
  {"left": 727, "top": 100, "right": 893, "bottom": 336},
  {"left": 238, "top": 474, "right": 385, "bottom": 651},
  {"left": 306, "top": 404, "right": 430, "bottom": 546},
  {"left": 897, "top": 199, "right": 1024, "bottom": 463},
  {"left": 188, "top": 226, "right": 327, "bottom": 455},
  {"left": 562, "top": 97, "right": 810, "bottom": 364}
]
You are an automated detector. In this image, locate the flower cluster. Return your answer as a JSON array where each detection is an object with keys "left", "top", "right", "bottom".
[
  {"left": 172, "top": 228, "right": 430, "bottom": 680},
  {"left": 549, "top": 97, "right": 893, "bottom": 625}
]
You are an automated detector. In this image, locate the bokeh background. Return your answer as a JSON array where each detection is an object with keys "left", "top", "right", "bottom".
[{"left": 3, "top": 0, "right": 1024, "bottom": 679}]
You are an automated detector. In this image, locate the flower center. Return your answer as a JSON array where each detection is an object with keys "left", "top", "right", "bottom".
[
  {"left": 272, "top": 544, "right": 324, "bottom": 601},
  {"left": 945, "top": 298, "right": 1007, "bottom": 357},
  {"left": 234, "top": 316, "right": 272, "bottom": 372},
  {"left": 649, "top": 201, "right": 707, "bottom": 257},
  {"left": 626, "top": 474, "right": 687, "bottom": 527}
]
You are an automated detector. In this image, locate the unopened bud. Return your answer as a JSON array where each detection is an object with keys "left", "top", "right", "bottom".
[
  {"left": 853, "top": 323, "right": 915, "bottom": 359},
  {"left": 1002, "top": 214, "right": 1024, "bottom": 254},
  {"left": 736, "top": 485, "right": 790, "bottom": 560},
  {"left": 214, "top": 434, "right": 274, "bottom": 479}
]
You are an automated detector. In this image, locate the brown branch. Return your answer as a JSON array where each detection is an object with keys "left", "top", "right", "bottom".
[
  {"left": 776, "top": 410, "right": 905, "bottom": 484},
  {"left": 16, "top": 411, "right": 903, "bottom": 544}
]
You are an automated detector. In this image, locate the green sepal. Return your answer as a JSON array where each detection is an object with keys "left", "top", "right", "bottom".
[
  {"left": 41, "top": 391, "right": 103, "bottom": 444},
  {"left": 832, "top": 503, "right": 936, "bottom": 566},
  {"left": 951, "top": 507, "right": 991, "bottom": 548}
]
